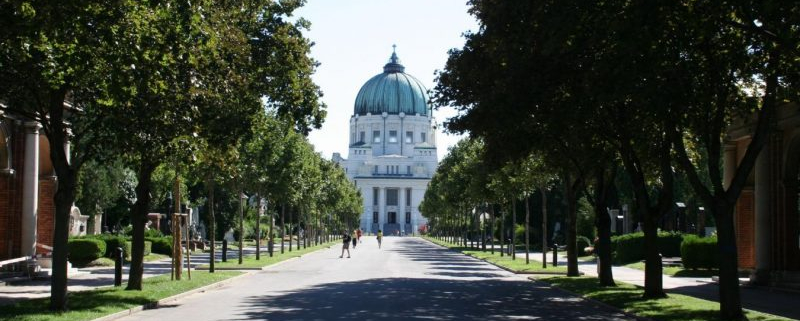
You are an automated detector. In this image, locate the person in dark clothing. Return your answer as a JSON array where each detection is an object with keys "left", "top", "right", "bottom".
[{"left": 340, "top": 231, "right": 351, "bottom": 258}]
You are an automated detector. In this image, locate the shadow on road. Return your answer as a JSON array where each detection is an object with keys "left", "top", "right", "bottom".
[{"left": 236, "top": 277, "right": 629, "bottom": 321}]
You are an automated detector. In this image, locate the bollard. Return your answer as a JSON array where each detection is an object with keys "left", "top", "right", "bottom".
[
  {"left": 552, "top": 244, "right": 558, "bottom": 267},
  {"left": 222, "top": 239, "right": 228, "bottom": 262},
  {"left": 114, "top": 247, "right": 123, "bottom": 286}
]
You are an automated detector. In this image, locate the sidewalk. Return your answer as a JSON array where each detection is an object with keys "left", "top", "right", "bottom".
[
  {"left": 524, "top": 250, "right": 800, "bottom": 320},
  {"left": 0, "top": 241, "right": 300, "bottom": 306}
]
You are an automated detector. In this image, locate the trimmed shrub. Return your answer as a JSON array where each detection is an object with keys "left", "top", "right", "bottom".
[
  {"left": 145, "top": 229, "right": 163, "bottom": 238},
  {"left": 610, "top": 231, "right": 685, "bottom": 265},
  {"left": 514, "top": 224, "right": 525, "bottom": 245},
  {"left": 147, "top": 236, "right": 173, "bottom": 256},
  {"left": 95, "top": 235, "right": 131, "bottom": 261},
  {"left": 681, "top": 235, "right": 718, "bottom": 269},
  {"left": 144, "top": 240, "right": 152, "bottom": 256},
  {"left": 81, "top": 234, "right": 130, "bottom": 260},
  {"left": 576, "top": 236, "right": 592, "bottom": 256},
  {"left": 68, "top": 238, "right": 106, "bottom": 262}
]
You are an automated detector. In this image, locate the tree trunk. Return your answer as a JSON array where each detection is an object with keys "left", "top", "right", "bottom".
[
  {"left": 238, "top": 190, "right": 243, "bottom": 265},
  {"left": 45, "top": 87, "right": 76, "bottom": 311},
  {"left": 716, "top": 209, "right": 744, "bottom": 320},
  {"left": 281, "top": 202, "right": 286, "bottom": 254},
  {"left": 512, "top": 198, "right": 517, "bottom": 260},
  {"left": 500, "top": 205, "right": 505, "bottom": 257},
  {"left": 256, "top": 197, "right": 261, "bottom": 260},
  {"left": 642, "top": 216, "right": 666, "bottom": 298},
  {"left": 525, "top": 196, "right": 530, "bottom": 264},
  {"left": 289, "top": 205, "right": 294, "bottom": 252},
  {"left": 208, "top": 179, "right": 215, "bottom": 272},
  {"left": 541, "top": 187, "right": 548, "bottom": 268},
  {"left": 49, "top": 167, "right": 76, "bottom": 310},
  {"left": 490, "top": 205, "right": 496, "bottom": 254},
  {"left": 595, "top": 204, "right": 615, "bottom": 286},
  {"left": 565, "top": 175, "right": 579, "bottom": 277},
  {"left": 127, "top": 160, "right": 156, "bottom": 290},
  {"left": 594, "top": 169, "right": 615, "bottom": 286},
  {"left": 268, "top": 204, "right": 274, "bottom": 257}
]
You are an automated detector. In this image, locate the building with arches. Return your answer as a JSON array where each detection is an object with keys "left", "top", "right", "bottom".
[
  {"left": 727, "top": 102, "right": 800, "bottom": 286},
  {"left": 332, "top": 48, "right": 437, "bottom": 235},
  {"left": 0, "top": 109, "right": 61, "bottom": 260}
]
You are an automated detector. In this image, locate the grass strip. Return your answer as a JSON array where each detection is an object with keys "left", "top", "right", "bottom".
[
  {"left": 202, "top": 241, "right": 337, "bottom": 269},
  {"left": 0, "top": 271, "right": 241, "bottom": 321},
  {"left": 624, "top": 262, "right": 719, "bottom": 278},
  {"left": 424, "top": 236, "right": 568, "bottom": 274},
  {"left": 538, "top": 276, "right": 790, "bottom": 321}
]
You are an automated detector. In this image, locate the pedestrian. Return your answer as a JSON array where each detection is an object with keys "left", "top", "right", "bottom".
[
  {"left": 340, "top": 230, "right": 351, "bottom": 258},
  {"left": 357, "top": 228, "right": 363, "bottom": 243},
  {"left": 377, "top": 229, "right": 383, "bottom": 249},
  {"left": 351, "top": 229, "right": 358, "bottom": 249}
]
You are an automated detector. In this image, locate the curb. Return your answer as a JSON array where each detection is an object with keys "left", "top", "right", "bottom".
[
  {"left": 422, "top": 238, "right": 573, "bottom": 276},
  {"left": 527, "top": 276, "right": 653, "bottom": 321},
  {"left": 92, "top": 271, "right": 252, "bottom": 321}
]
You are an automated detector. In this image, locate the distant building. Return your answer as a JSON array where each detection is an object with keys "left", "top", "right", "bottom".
[{"left": 332, "top": 48, "right": 437, "bottom": 235}]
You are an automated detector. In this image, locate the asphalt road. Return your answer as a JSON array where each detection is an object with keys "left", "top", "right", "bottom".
[{"left": 116, "top": 237, "right": 633, "bottom": 321}]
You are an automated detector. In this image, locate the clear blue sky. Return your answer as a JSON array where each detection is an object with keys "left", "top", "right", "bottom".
[{"left": 296, "top": 0, "right": 479, "bottom": 161}]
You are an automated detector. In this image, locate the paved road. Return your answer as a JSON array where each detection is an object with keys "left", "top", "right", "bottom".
[{"left": 117, "top": 237, "right": 631, "bottom": 321}]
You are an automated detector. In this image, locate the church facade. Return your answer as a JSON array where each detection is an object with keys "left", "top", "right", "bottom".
[{"left": 332, "top": 49, "right": 437, "bottom": 235}]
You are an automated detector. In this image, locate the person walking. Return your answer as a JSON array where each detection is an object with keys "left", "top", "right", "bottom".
[
  {"left": 377, "top": 229, "right": 383, "bottom": 249},
  {"left": 357, "top": 228, "right": 363, "bottom": 243},
  {"left": 351, "top": 229, "right": 358, "bottom": 249},
  {"left": 340, "top": 230, "right": 351, "bottom": 258}
]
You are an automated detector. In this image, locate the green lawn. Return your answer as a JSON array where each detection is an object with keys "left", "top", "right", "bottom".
[
  {"left": 538, "top": 276, "right": 790, "bottom": 321},
  {"left": 0, "top": 271, "right": 241, "bottom": 321},
  {"left": 200, "top": 241, "right": 337, "bottom": 269},
  {"left": 625, "top": 261, "right": 719, "bottom": 278},
  {"left": 424, "top": 236, "right": 568, "bottom": 274}
]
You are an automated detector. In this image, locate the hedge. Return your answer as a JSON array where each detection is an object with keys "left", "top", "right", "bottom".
[
  {"left": 147, "top": 236, "right": 173, "bottom": 256},
  {"left": 610, "top": 231, "right": 684, "bottom": 265},
  {"left": 68, "top": 238, "right": 106, "bottom": 262},
  {"left": 681, "top": 235, "right": 718, "bottom": 269}
]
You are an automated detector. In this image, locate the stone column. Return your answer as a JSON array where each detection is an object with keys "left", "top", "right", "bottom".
[
  {"left": 379, "top": 187, "right": 386, "bottom": 230},
  {"left": 399, "top": 187, "right": 406, "bottom": 231},
  {"left": 723, "top": 142, "right": 738, "bottom": 189},
  {"left": 21, "top": 122, "right": 40, "bottom": 256},
  {"left": 752, "top": 142, "right": 772, "bottom": 284}
]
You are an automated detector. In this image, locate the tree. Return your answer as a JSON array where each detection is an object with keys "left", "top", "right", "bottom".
[{"left": 0, "top": 0, "right": 129, "bottom": 309}]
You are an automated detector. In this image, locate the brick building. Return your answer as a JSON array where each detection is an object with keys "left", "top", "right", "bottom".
[
  {"left": 0, "top": 109, "right": 58, "bottom": 260},
  {"left": 726, "top": 103, "right": 800, "bottom": 286}
]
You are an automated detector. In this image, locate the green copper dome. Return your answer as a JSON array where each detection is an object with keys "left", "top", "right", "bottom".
[{"left": 353, "top": 49, "right": 431, "bottom": 116}]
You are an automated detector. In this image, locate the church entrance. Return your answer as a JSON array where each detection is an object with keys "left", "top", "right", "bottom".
[{"left": 388, "top": 212, "right": 397, "bottom": 224}]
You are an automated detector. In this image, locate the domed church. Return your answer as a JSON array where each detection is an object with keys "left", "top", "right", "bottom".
[{"left": 332, "top": 47, "right": 437, "bottom": 235}]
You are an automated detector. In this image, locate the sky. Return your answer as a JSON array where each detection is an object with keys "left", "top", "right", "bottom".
[{"left": 296, "top": 0, "right": 480, "bottom": 161}]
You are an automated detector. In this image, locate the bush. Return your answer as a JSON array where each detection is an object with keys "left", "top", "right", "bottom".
[
  {"left": 68, "top": 238, "right": 106, "bottom": 262},
  {"left": 144, "top": 240, "right": 152, "bottom": 256},
  {"left": 82, "top": 234, "right": 130, "bottom": 260},
  {"left": 576, "top": 236, "right": 592, "bottom": 256},
  {"left": 147, "top": 236, "right": 173, "bottom": 256},
  {"left": 681, "top": 235, "right": 718, "bottom": 269},
  {"left": 145, "top": 229, "right": 163, "bottom": 238},
  {"left": 514, "top": 224, "right": 526, "bottom": 245},
  {"left": 610, "top": 231, "right": 685, "bottom": 265}
]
